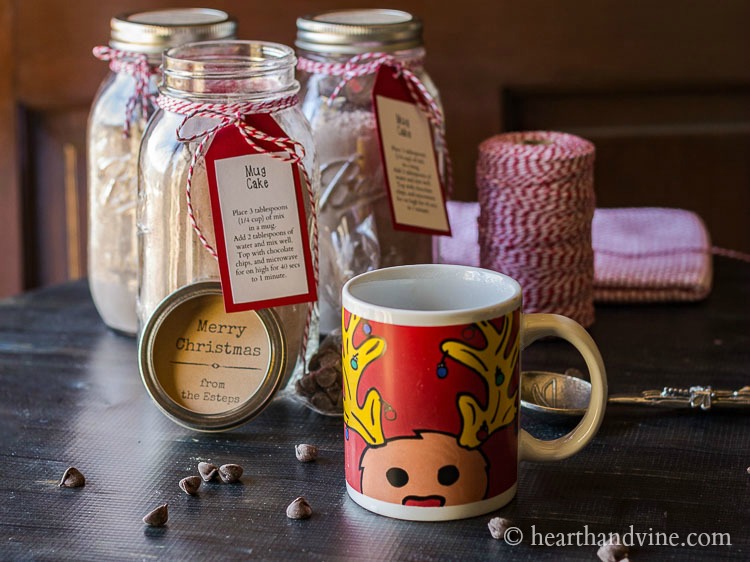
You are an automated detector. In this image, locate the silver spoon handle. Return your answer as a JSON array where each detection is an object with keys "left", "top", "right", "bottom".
[{"left": 609, "top": 385, "right": 750, "bottom": 410}]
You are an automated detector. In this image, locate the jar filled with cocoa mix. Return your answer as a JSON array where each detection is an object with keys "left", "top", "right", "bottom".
[
  {"left": 137, "top": 41, "right": 319, "bottom": 430},
  {"left": 296, "top": 9, "right": 451, "bottom": 334},
  {"left": 88, "top": 9, "right": 236, "bottom": 335}
]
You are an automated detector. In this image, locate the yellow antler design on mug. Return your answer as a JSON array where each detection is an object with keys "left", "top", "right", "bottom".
[
  {"left": 441, "top": 317, "right": 519, "bottom": 449},
  {"left": 343, "top": 313, "right": 387, "bottom": 446}
]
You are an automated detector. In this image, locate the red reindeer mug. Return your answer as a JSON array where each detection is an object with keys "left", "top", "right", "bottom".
[{"left": 341, "top": 264, "right": 607, "bottom": 521}]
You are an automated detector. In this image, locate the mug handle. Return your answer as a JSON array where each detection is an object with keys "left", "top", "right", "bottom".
[{"left": 519, "top": 313, "right": 608, "bottom": 462}]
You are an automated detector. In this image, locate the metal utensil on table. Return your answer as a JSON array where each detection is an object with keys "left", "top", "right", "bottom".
[{"left": 520, "top": 370, "right": 750, "bottom": 420}]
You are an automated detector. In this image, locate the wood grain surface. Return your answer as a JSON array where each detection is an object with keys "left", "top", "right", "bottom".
[{"left": 1, "top": 258, "right": 749, "bottom": 560}]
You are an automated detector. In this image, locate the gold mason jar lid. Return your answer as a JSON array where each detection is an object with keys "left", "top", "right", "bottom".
[
  {"left": 295, "top": 9, "right": 423, "bottom": 55},
  {"left": 110, "top": 8, "right": 237, "bottom": 55},
  {"left": 138, "top": 282, "right": 287, "bottom": 432}
]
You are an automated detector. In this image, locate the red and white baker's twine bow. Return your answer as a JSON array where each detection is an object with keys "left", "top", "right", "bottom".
[
  {"left": 156, "top": 93, "right": 320, "bottom": 344},
  {"left": 298, "top": 53, "right": 453, "bottom": 193},
  {"left": 93, "top": 46, "right": 158, "bottom": 137},
  {"left": 477, "top": 131, "right": 597, "bottom": 327}
]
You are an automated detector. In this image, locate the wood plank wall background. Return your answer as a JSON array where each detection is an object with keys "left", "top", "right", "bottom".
[{"left": 1, "top": 0, "right": 748, "bottom": 297}]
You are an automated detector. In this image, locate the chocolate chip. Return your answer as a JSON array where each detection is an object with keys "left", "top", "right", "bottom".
[
  {"left": 179, "top": 476, "right": 201, "bottom": 496},
  {"left": 295, "top": 444, "right": 319, "bottom": 462},
  {"left": 487, "top": 516, "right": 512, "bottom": 540},
  {"left": 219, "top": 463, "right": 243, "bottom": 484},
  {"left": 314, "top": 366, "right": 338, "bottom": 388},
  {"left": 310, "top": 391, "right": 334, "bottom": 411},
  {"left": 324, "top": 384, "right": 341, "bottom": 403},
  {"left": 297, "top": 374, "right": 319, "bottom": 394},
  {"left": 297, "top": 332, "right": 343, "bottom": 414},
  {"left": 198, "top": 462, "right": 219, "bottom": 482},
  {"left": 318, "top": 352, "right": 341, "bottom": 370},
  {"left": 59, "top": 467, "right": 85, "bottom": 488},
  {"left": 597, "top": 535, "right": 629, "bottom": 562},
  {"left": 143, "top": 503, "right": 168, "bottom": 527},
  {"left": 286, "top": 496, "right": 312, "bottom": 519}
]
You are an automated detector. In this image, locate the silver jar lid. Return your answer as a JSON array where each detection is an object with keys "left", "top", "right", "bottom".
[
  {"left": 295, "top": 9, "right": 423, "bottom": 55},
  {"left": 110, "top": 8, "right": 237, "bottom": 55},
  {"left": 138, "top": 282, "right": 287, "bottom": 432}
]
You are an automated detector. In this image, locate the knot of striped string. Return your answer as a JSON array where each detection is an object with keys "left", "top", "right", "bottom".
[
  {"left": 477, "top": 131, "right": 597, "bottom": 327},
  {"left": 297, "top": 52, "right": 453, "bottom": 193},
  {"left": 92, "top": 46, "right": 158, "bottom": 137}
]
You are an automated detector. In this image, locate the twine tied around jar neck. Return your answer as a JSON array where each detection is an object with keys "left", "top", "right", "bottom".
[
  {"left": 297, "top": 52, "right": 453, "bottom": 193},
  {"left": 92, "top": 46, "right": 158, "bottom": 138}
]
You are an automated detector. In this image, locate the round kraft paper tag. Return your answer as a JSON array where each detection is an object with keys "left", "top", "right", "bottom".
[{"left": 139, "top": 282, "right": 286, "bottom": 431}]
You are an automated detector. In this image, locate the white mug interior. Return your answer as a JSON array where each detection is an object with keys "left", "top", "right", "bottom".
[{"left": 342, "top": 264, "right": 522, "bottom": 326}]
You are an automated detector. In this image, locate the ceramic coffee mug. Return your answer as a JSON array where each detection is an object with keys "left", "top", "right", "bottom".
[{"left": 341, "top": 264, "right": 607, "bottom": 521}]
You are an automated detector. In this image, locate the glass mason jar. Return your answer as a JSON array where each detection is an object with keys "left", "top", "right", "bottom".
[
  {"left": 138, "top": 41, "right": 319, "bottom": 389},
  {"left": 87, "top": 9, "right": 236, "bottom": 336},
  {"left": 296, "top": 9, "right": 447, "bottom": 333}
]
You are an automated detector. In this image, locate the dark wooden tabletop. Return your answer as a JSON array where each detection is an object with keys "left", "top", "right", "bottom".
[{"left": 1, "top": 258, "right": 749, "bottom": 561}]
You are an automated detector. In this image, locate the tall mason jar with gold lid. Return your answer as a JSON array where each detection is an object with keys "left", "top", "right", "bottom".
[
  {"left": 296, "top": 9, "right": 449, "bottom": 334},
  {"left": 88, "top": 9, "right": 236, "bottom": 336},
  {"left": 138, "top": 41, "right": 319, "bottom": 410}
]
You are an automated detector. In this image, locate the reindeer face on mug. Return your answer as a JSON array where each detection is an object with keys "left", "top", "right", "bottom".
[{"left": 342, "top": 312, "right": 519, "bottom": 507}]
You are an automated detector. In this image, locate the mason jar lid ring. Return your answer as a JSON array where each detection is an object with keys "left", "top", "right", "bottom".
[
  {"left": 110, "top": 8, "right": 237, "bottom": 55},
  {"left": 296, "top": 9, "right": 423, "bottom": 55}
]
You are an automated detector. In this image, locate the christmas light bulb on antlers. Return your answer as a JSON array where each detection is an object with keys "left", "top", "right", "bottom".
[{"left": 440, "top": 316, "right": 519, "bottom": 449}]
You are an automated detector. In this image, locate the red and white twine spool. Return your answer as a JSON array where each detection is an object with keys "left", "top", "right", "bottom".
[
  {"left": 155, "top": 93, "right": 320, "bottom": 344},
  {"left": 477, "top": 131, "right": 596, "bottom": 326},
  {"left": 297, "top": 53, "right": 453, "bottom": 193},
  {"left": 93, "top": 46, "right": 158, "bottom": 137}
]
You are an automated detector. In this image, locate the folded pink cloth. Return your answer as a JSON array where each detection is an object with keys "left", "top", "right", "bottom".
[
  {"left": 435, "top": 203, "right": 712, "bottom": 303},
  {"left": 435, "top": 201, "right": 481, "bottom": 268}
]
